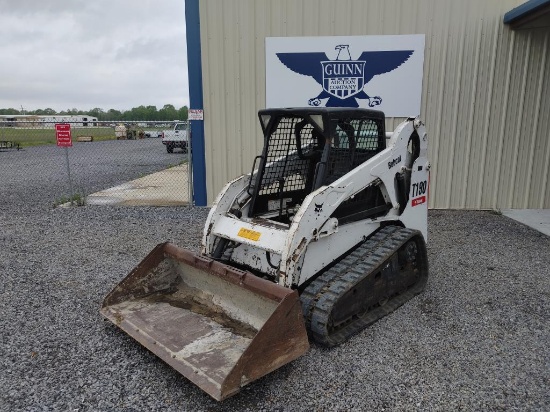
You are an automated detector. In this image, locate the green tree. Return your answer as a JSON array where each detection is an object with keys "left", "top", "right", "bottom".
[
  {"left": 106, "top": 109, "right": 122, "bottom": 120},
  {"left": 144, "top": 105, "right": 158, "bottom": 120},
  {"left": 89, "top": 107, "right": 105, "bottom": 120},
  {"left": 0, "top": 108, "right": 20, "bottom": 115},
  {"left": 1, "top": 108, "right": 55, "bottom": 115},
  {"left": 0, "top": 104, "right": 190, "bottom": 121},
  {"left": 158, "top": 104, "right": 178, "bottom": 121},
  {"left": 177, "top": 106, "right": 188, "bottom": 120},
  {"left": 59, "top": 108, "right": 80, "bottom": 115}
]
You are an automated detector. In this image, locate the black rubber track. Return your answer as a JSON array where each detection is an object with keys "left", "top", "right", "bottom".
[{"left": 300, "top": 225, "right": 429, "bottom": 347}]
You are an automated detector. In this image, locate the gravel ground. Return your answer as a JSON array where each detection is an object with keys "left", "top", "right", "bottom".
[{"left": 1, "top": 148, "right": 549, "bottom": 411}]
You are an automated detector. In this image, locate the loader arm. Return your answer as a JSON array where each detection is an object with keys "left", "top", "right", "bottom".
[
  {"left": 202, "top": 174, "right": 250, "bottom": 255},
  {"left": 278, "top": 117, "right": 429, "bottom": 288}
]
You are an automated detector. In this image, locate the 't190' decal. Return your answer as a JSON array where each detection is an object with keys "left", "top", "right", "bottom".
[
  {"left": 411, "top": 180, "right": 428, "bottom": 207},
  {"left": 411, "top": 180, "right": 427, "bottom": 197}
]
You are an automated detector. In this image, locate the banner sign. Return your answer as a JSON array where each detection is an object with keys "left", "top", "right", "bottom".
[{"left": 266, "top": 35, "right": 425, "bottom": 117}]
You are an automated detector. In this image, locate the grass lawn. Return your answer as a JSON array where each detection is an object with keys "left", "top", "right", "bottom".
[{"left": 0, "top": 127, "right": 117, "bottom": 147}]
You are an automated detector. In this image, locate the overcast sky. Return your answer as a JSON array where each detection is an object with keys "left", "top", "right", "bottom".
[{"left": 0, "top": 0, "right": 189, "bottom": 112}]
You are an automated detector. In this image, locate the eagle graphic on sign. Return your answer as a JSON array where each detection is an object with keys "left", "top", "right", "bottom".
[{"left": 276, "top": 45, "right": 413, "bottom": 108}]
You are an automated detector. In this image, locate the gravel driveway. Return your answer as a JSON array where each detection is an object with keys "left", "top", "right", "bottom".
[
  {"left": 1, "top": 146, "right": 549, "bottom": 411},
  {"left": 0, "top": 139, "right": 186, "bottom": 211}
]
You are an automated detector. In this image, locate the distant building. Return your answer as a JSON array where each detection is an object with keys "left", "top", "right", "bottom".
[{"left": 0, "top": 115, "right": 98, "bottom": 127}]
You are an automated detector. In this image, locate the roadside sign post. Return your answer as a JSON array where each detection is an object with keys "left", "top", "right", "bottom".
[
  {"left": 186, "top": 120, "right": 194, "bottom": 205},
  {"left": 187, "top": 110, "right": 203, "bottom": 206},
  {"left": 55, "top": 124, "right": 74, "bottom": 205}
]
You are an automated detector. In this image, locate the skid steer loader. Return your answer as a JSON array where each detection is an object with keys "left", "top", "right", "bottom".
[{"left": 101, "top": 107, "right": 430, "bottom": 401}]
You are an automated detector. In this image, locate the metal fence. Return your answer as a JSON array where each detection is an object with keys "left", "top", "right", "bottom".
[{"left": 0, "top": 120, "right": 192, "bottom": 207}]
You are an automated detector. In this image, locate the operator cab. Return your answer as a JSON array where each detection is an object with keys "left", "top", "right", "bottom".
[{"left": 246, "top": 107, "right": 387, "bottom": 224}]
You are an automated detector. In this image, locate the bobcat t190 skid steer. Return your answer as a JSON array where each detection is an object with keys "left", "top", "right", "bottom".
[{"left": 101, "top": 107, "right": 430, "bottom": 401}]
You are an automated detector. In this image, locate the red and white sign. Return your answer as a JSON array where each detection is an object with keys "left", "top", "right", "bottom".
[
  {"left": 188, "top": 109, "right": 204, "bottom": 121},
  {"left": 55, "top": 124, "right": 72, "bottom": 147},
  {"left": 411, "top": 196, "right": 426, "bottom": 207}
]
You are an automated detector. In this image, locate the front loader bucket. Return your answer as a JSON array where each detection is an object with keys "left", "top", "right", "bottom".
[{"left": 101, "top": 243, "right": 309, "bottom": 401}]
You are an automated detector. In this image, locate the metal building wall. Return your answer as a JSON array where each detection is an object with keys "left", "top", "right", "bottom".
[{"left": 199, "top": 0, "right": 550, "bottom": 209}]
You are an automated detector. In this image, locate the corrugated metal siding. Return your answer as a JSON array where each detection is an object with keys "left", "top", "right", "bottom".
[{"left": 199, "top": 0, "right": 550, "bottom": 209}]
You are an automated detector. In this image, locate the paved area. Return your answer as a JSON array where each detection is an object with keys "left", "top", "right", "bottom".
[
  {"left": 502, "top": 209, "right": 550, "bottom": 237},
  {"left": 86, "top": 164, "right": 190, "bottom": 206}
]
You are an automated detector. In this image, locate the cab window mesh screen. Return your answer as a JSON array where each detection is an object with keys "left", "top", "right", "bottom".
[
  {"left": 259, "top": 117, "right": 318, "bottom": 195},
  {"left": 325, "top": 118, "right": 383, "bottom": 184}
]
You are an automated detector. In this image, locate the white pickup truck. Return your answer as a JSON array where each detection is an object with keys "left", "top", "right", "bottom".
[{"left": 161, "top": 122, "right": 188, "bottom": 153}]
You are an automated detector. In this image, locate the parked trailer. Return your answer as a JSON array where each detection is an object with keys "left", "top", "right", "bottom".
[{"left": 0, "top": 115, "right": 98, "bottom": 128}]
